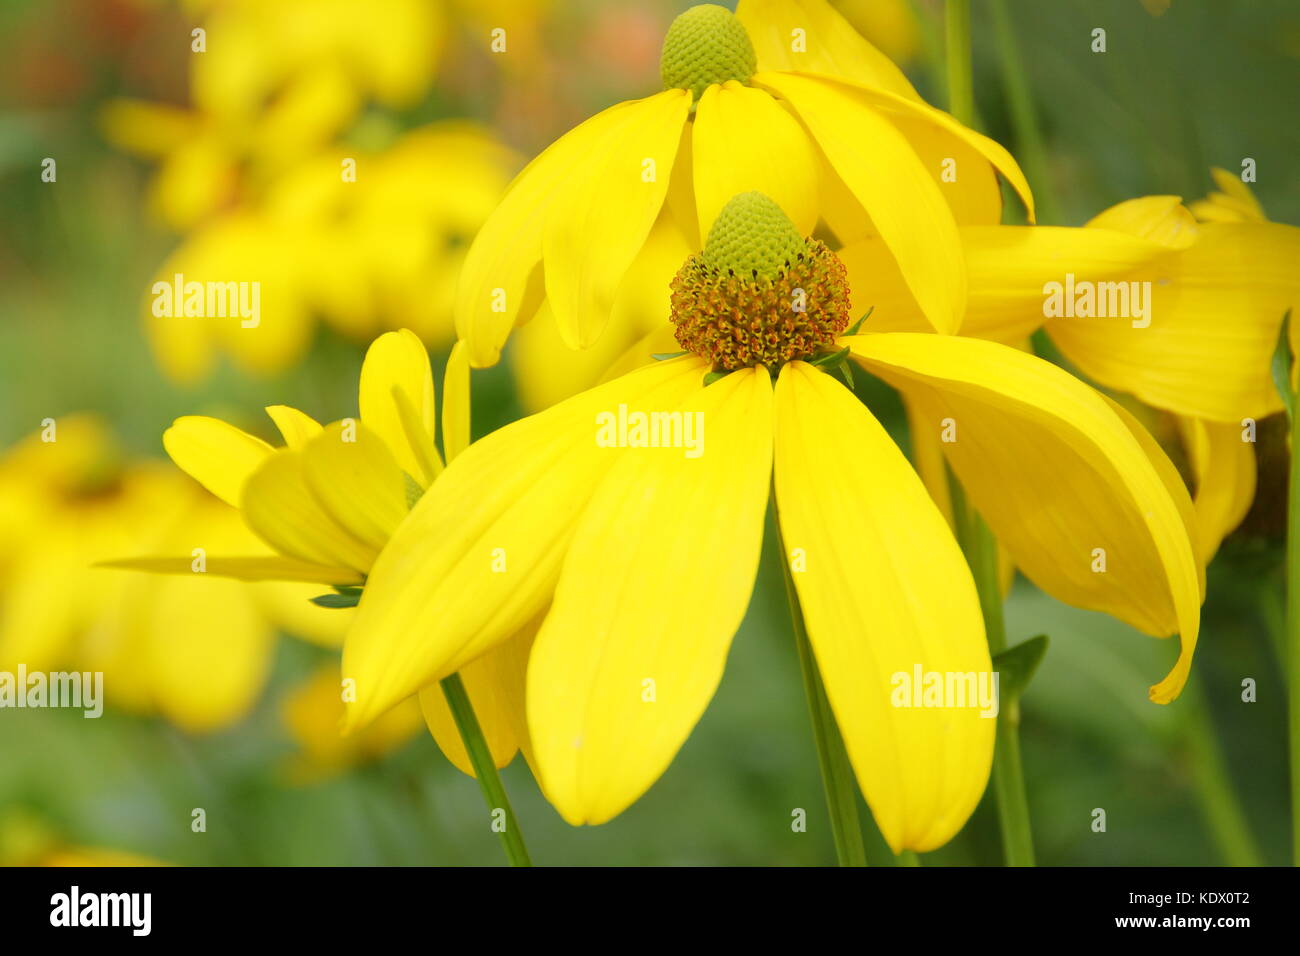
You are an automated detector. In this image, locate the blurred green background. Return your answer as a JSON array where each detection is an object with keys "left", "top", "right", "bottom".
[{"left": 0, "top": 0, "right": 1296, "bottom": 865}]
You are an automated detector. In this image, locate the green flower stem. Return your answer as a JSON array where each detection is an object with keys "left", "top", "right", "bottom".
[
  {"left": 1180, "top": 676, "right": 1264, "bottom": 866},
  {"left": 440, "top": 672, "right": 532, "bottom": 867},
  {"left": 944, "top": 0, "right": 974, "bottom": 126},
  {"left": 950, "top": 476, "right": 1036, "bottom": 866},
  {"left": 989, "top": 0, "right": 1062, "bottom": 224},
  {"left": 773, "top": 495, "right": 868, "bottom": 867},
  {"left": 1288, "top": 392, "right": 1300, "bottom": 865}
]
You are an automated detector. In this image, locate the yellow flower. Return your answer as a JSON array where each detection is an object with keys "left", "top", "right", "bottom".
[
  {"left": 140, "top": 123, "right": 519, "bottom": 384},
  {"left": 102, "top": 0, "right": 444, "bottom": 231},
  {"left": 343, "top": 195, "right": 1199, "bottom": 851},
  {"left": 279, "top": 662, "right": 424, "bottom": 783},
  {"left": 108, "top": 330, "right": 531, "bottom": 776},
  {"left": 838, "top": 175, "right": 1300, "bottom": 560},
  {"left": 457, "top": 0, "right": 1033, "bottom": 377},
  {"left": 0, "top": 414, "right": 326, "bottom": 731}
]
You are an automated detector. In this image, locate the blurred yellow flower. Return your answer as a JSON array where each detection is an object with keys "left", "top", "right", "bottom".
[
  {"left": 141, "top": 123, "right": 518, "bottom": 383},
  {"left": 108, "top": 330, "right": 532, "bottom": 777},
  {"left": 344, "top": 194, "right": 1199, "bottom": 850},
  {"left": 456, "top": 0, "right": 1032, "bottom": 375},
  {"left": 0, "top": 414, "right": 335, "bottom": 731},
  {"left": 280, "top": 662, "right": 423, "bottom": 783}
]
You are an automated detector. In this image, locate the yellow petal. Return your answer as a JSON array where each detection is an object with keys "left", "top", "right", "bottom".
[
  {"left": 773, "top": 361, "right": 991, "bottom": 852},
  {"left": 692, "top": 82, "right": 819, "bottom": 240},
  {"left": 419, "top": 623, "right": 537, "bottom": 777},
  {"left": 1177, "top": 416, "right": 1256, "bottom": 563},
  {"left": 357, "top": 329, "right": 438, "bottom": 482},
  {"left": 1047, "top": 221, "right": 1300, "bottom": 422},
  {"left": 529, "top": 367, "right": 773, "bottom": 824},
  {"left": 301, "top": 422, "right": 410, "bottom": 554},
  {"left": 838, "top": 224, "right": 1165, "bottom": 343},
  {"left": 799, "top": 73, "right": 1035, "bottom": 224},
  {"left": 265, "top": 405, "right": 322, "bottom": 449},
  {"left": 342, "top": 356, "right": 709, "bottom": 730},
  {"left": 162, "top": 416, "right": 274, "bottom": 508},
  {"left": 242, "top": 450, "right": 377, "bottom": 574},
  {"left": 100, "top": 554, "right": 361, "bottom": 585},
  {"left": 755, "top": 72, "right": 965, "bottom": 334},
  {"left": 1085, "top": 195, "right": 1198, "bottom": 249},
  {"left": 542, "top": 90, "right": 691, "bottom": 350},
  {"left": 442, "top": 341, "right": 471, "bottom": 462},
  {"left": 737, "top": 0, "right": 921, "bottom": 100},
  {"left": 455, "top": 94, "right": 684, "bottom": 367},
  {"left": 848, "top": 333, "right": 1201, "bottom": 702}
]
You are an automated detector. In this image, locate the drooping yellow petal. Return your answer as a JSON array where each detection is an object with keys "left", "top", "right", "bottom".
[
  {"left": 755, "top": 72, "right": 965, "bottom": 334},
  {"left": 736, "top": 0, "right": 921, "bottom": 100},
  {"left": 420, "top": 623, "right": 537, "bottom": 777},
  {"left": 300, "top": 422, "right": 409, "bottom": 554},
  {"left": 99, "top": 554, "right": 361, "bottom": 585},
  {"left": 773, "top": 361, "right": 991, "bottom": 852},
  {"left": 242, "top": 450, "right": 377, "bottom": 574},
  {"left": 1047, "top": 221, "right": 1300, "bottom": 422},
  {"left": 692, "top": 82, "right": 819, "bottom": 240},
  {"left": 357, "top": 329, "right": 438, "bottom": 482},
  {"left": 529, "top": 367, "right": 773, "bottom": 825},
  {"left": 442, "top": 341, "right": 471, "bottom": 462},
  {"left": 162, "top": 416, "right": 274, "bottom": 508},
  {"left": 542, "top": 90, "right": 691, "bottom": 350},
  {"left": 265, "top": 405, "right": 322, "bottom": 449},
  {"left": 1177, "top": 415, "right": 1256, "bottom": 563},
  {"left": 342, "top": 356, "right": 709, "bottom": 730},
  {"left": 456, "top": 93, "right": 687, "bottom": 367},
  {"left": 806, "top": 75, "right": 1035, "bottom": 224},
  {"left": 848, "top": 333, "right": 1200, "bottom": 702},
  {"left": 838, "top": 224, "right": 1165, "bottom": 343}
]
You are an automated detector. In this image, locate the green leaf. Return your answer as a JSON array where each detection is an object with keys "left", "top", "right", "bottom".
[
  {"left": 992, "top": 634, "right": 1049, "bottom": 701},
  {"left": 652, "top": 350, "right": 689, "bottom": 361},
  {"left": 843, "top": 305, "right": 874, "bottom": 337},
  {"left": 1271, "top": 309, "right": 1293, "bottom": 420}
]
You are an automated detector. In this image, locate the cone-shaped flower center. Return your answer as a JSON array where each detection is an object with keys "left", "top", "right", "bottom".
[
  {"left": 670, "top": 193, "right": 852, "bottom": 371},
  {"left": 660, "top": 3, "right": 757, "bottom": 101}
]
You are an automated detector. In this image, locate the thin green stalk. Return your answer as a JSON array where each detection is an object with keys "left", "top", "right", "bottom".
[
  {"left": 950, "top": 476, "right": 1036, "bottom": 866},
  {"left": 1180, "top": 676, "right": 1264, "bottom": 866},
  {"left": 944, "top": 0, "right": 974, "bottom": 126},
  {"left": 440, "top": 673, "right": 532, "bottom": 866},
  {"left": 989, "top": 0, "right": 1062, "bottom": 224},
  {"left": 773, "top": 496, "right": 868, "bottom": 866},
  {"left": 1288, "top": 396, "right": 1300, "bottom": 864}
]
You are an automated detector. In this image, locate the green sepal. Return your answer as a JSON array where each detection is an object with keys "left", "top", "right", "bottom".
[
  {"left": 809, "top": 345, "right": 850, "bottom": 368},
  {"left": 834, "top": 362, "right": 855, "bottom": 392},
  {"left": 703, "top": 369, "right": 734, "bottom": 387},
  {"left": 310, "top": 587, "right": 362, "bottom": 609},
  {"left": 652, "top": 351, "right": 689, "bottom": 361},
  {"left": 843, "top": 305, "right": 874, "bottom": 338},
  {"left": 1271, "top": 309, "right": 1293, "bottom": 420},
  {"left": 992, "top": 634, "right": 1049, "bottom": 701}
]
